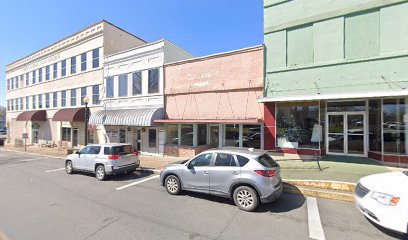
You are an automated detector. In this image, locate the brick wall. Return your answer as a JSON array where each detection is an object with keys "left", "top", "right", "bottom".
[{"left": 164, "top": 145, "right": 211, "bottom": 158}]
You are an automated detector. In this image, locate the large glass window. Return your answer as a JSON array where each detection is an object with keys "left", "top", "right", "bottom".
[
  {"left": 32, "top": 96, "right": 36, "bottom": 109},
  {"left": 224, "top": 124, "right": 239, "bottom": 147},
  {"left": 242, "top": 125, "right": 261, "bottom": 149},
  {"left": 62, "top": 127, "right": 71, "bottom": 141},
  {"left": 92, "top": 85, "right": 99, "bottom": 105},
  {"left": 19, "top": 98, "right": 23, "bottom": 110},
  {"left": 25, "top": 96, "right": 29, "bottom": 110},
  {"left": 45, "top": 93, "right": 50, "bottom": 108},
  {"left": 118, "top": 74, "right": 128, "bottom": 97},
  {"left": 276, "top": 102, "right": 319, "bottom": 149},
  {"left": 166, "top": 124, "right": 178, "bottom": 145},
  {"left": 70, "top": 56, "right": 76, "bottom": 74},
  {"left": 45, "top": 65, "right": 50, "bottom": 80},
  {"left": 38, "top": 68, "right": 43, "bottom": 82},
  {"left": 61, "top": 60, "right": 67, "bottom": 77},
  {"left": 148, "top": 68, "right": 159, "bottom": 94},
  {"left": 61, "top": 90, "right": 66, "bottom": 107},
  {"left": 53, "top": 63, "right": 57, "bottom": 79},
  {"left": 26, "top": 73, "right": 29, "bottom": 86},
  {"left": 383, "top": 98, "right": 406, "bottom": 154},
  {"left": 53, "top": 92, "right": 58, "bottom": 108},
  {"left": 119, "top": 129, "right": 126, "bottom": 143},
  {"left": 132, "top": 71, "right": 142, "bottom": 95},
  {"left": 149, "top": 129, "right": 157, "bottom": 148},
  {"left": 38, "top": 94, "right": 43, "bottom": 109},
  {"left": 32, "top": 70, "right": 36, "bottom": 84},
  {"left": 198, "top": 124, "right": 207, "bottom": 145},
  {"left": 180, "top": 124, "right": 193, "bottom": 146},
  {"left": 92, "top": 48, "right": 99, "bottom": 68},
  {"left": 71, "top": 89, "right": 77, "bottom": 106},
  {"left": 81, "top": 53, "right": 87, "bottom": 72},
  {"left": 81, "top": 87, "right": 87, "bottom": 105},
  {"left": 106, "top": 76, "right": 114, "bottom": 98},
  {"left": 369, "top": 100, "right": 382, "bottom": 152}
]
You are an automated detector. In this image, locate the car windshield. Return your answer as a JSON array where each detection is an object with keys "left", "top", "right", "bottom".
[
  {"left": 109, "top": 145, "right": 136, "bottom": 155},
  {"left": 256, "top": 154, "right": 279, "bottom": 168}
]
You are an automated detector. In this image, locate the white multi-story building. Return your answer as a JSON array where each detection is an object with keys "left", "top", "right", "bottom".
[
  {"left": 89, "top": 39, "right": 193, "bottom": 155},
  {"left": 5, "top": 20, "right": 146, "bottom": 148}
]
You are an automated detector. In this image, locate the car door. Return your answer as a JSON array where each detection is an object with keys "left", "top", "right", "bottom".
[
  {"left": 210, "top": 153, "right": 240, "bottom": 196},
  {"left": 84, "top": 146, "right": 101, "bottom": 171},
  {"left": 182, "top": 153, "right": 213, "bottom": 194},
  {"left": 75, "top": 146, "right": 91, "bottom": 170}
]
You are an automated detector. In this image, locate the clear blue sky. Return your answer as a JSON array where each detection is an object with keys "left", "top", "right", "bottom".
[{"left": 0, "top": 0, "right": 264, "bottom": 107}]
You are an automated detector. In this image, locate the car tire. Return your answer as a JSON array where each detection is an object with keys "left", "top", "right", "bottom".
[
  {"left": 95, "top": 165, "right": 106, "bottom": 181},
  {"left": 165, "top": 175, "right": 181, "bottom": 195},
  {"left": 233, "top": 186, "right": 259, "bottom": 212},
  {"left": 65, "top": 160, "right": 74, "bottom": 174}
]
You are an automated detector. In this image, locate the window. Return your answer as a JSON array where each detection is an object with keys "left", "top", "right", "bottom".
[
  {"left": 61, "top": 60, "right": 67, "bottom": 77},
  {"left": 92, "top": 48, "right": 99, "bottom": 68},
  {"left": 383, "top": 98, "right": 406, "bottom": 154},
  {"left": 180, "top": 124, "right": 193, "bottom": 146},
  {"left": 79, "top": 146, "right": 91, "bottom": 154},
  {"left": 108, "top": 145, "right": 136, "bottom": 155},
  {"left": 61, "top": 90, "right": 67, "bottom": 107},
  {"left": 26, "top": 73, "right": 29, "bottom": 86},
  {"left": 38, "top": 94, "right": 43, "bottom": 109},
  {"left": 32, "top": 96, "right": 36, "bottom": 109},
  {"left": 45, "top": 93, "right": 50, "bottom": 108},
  {"left": 132, "top": 71, "right": 142, "bottom": 95},
  {"left": 242, "top": 125, "right": 261, "bottom": 149},
  {"left": 71, "top": 89, "right": 77, "bottom": 106},
  {"left": 106, "top": 76, "right": 114, "bottom": 98},
  {"left": 81, "top": 87, "right": 87, "bottom": 105},
  {"left": 287, "top": 25, "right": 313, "bottom": 66},
  {"left": 10, "top": 78, "right": 13, "bottom": 90},
  {"left": 38, "top": 68, "right": 43, "bottom": 82},
  {"left": 166, "top": 124, "right": 178, "bottom": 144},
  {"left": 149, "top": 129, "right": 157, "bottom": 148},
  {"left": 198, "top": 124, "right": 207, "bottom": 145},
  {"left": 327, "top": 101, "right": 365, "bottom": 112},
  {"left": 88, "top": 146, "right": 101, "bottom": 155},
  {"left": 25, "top": 96, "right": 29, "bottom": 110},
  {"left": 148, "top": 68, "right": 159, "bottom": 94},
  {"left": 257, "top": 154, "right": 279, "bottom": 168},
  {"left": 236, "top": 155, "right": 250, "bottom": 167},
  {"left": 7, "top": 79, "right": 9, "bottom": 90},
  {"left": 70, "top": 56, "right": 76, "bottom": 74},
  {"left": 119, "top": 74, "right": 128, "bottom": 97},
  {"left": 32, "top": 70, "right": 36, "bottom": 84},
  {"left": 81, "top": 53, "right": 87, "bottom": 72},
  {"left": 53, "top": 92, "right": 58, "bottom": 108},
  {"left": 276, "top": 102, "right": 319, "bottom": 149},
  {"left": 119, "top": 129, "right": 126, "bottom": 143},
  {"left": 45, "top": 65, "right": 50, "bottom": 80},
  {"left": 189, "top": 153, "right": 213, "bottom": 167},
  {"left": 53, "top": 63, "right": 57, "bottom": 79},
  {"left": 92, "top": 85, "right": 99, "bottom": 105},
  {"left": 62, "top": 127, "right": 71, "bottom": 141},
  {"left": 15, "top": 76, "right": 19, "bottom": 88},
  {"left": 224, "top": 124, "right": 239, "bottom": 147},
  {"left": 215, "top": 153, "right": 236, "bottom": 167}
]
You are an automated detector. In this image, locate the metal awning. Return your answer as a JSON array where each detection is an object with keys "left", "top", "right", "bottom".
[
  {"left": 89, "top": 107, "right": 164, "bottom": 126},
  {"left": 154, "top": 119, "right": 261, "bottom": 124},
  {"left": 52, "top": 107, "right": 85, "bottom": 122},
  {"left": 16, "top": 110, "right": 47, "bottom": 121}
]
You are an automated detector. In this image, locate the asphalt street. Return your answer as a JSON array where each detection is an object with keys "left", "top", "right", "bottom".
[{"left": 0, "top": 149, "right": 405, "bottom": 240}]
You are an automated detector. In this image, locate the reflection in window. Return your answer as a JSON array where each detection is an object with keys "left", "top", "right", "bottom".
[
  {"left": 242, "top": 125, "right": 261, "bottom": 149},
  {"left": 148, "top": 68, "right": 159, "bottom": 94},
  {"left": 106, "top": 77, "right": 114, "bottom": 98},
  {"left": 166, "top": 124, "right": 178, "bottom": 145},
  {"left": 119, "top": 74, "right": 128, "bottom": 97},
  {"left": 276, "top": 102, "right": 319, "bottom": 148},
  {"left": 383, "top": 98, "right": 406, "bottom": 154},
  {"left": 62, "top": 127, "right": 71, "bottom": 141},
  {"left": 369, "top": 100, "right": 382, "bottom": 152},
  {"left": 132, "top": 72, "right": 142, "bottom": 95},
  {"left": 180, "top": 124, "right": 193, "bottom": 146},
  {"left": 190, "top": 153, "right": 212, "bottom": 167},
  {"left": 224, "top": 124, "right": 239, "bottom": 147},
  {"left": 119, "top": 129, "right": 126, "bottom": 143}
]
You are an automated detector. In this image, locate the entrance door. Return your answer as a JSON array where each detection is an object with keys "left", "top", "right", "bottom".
[
  {"left": 327, "top": 113, "right": 366, "bottom": 156},
  {"left": 133, "top": 129, "right": 141, "bottom": 151},
  {"left": 72, "top": 128, "right": 79, "bottom": 147},
  {"left": 209, "top": 125, "right": 219, "bottom": 148},
  {"left": 32, "top": 129, "right": 39, "bottom": 144}
]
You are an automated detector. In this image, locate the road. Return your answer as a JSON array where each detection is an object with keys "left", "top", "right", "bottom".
[{"left": 0, "top": 149, "right": 405, "bottom": 240}]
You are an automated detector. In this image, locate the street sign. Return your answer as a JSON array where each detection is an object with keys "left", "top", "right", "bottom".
[{"left": 22, "top": 133, "right": 28, "bottom": 139}]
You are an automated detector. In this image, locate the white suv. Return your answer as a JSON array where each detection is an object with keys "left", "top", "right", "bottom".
[{"left": 65, "top": 143, "right": 140, "bottom": 181}]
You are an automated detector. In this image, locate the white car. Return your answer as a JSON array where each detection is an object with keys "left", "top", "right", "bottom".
[{"left": 355, "top": 171, "right": 408, "bottom": 235}]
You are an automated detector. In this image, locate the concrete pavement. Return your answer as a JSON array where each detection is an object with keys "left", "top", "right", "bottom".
[{"left": 0, "top": 149, "right": 405, "bottom": 240}]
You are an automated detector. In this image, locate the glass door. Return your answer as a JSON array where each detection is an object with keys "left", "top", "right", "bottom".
[
  {"left": 328, "top": 114, "right": 345, "bottom": 154},
  {"left": 347, "top": 114, "right": 365, "bottom": 155},
  {"left": 209, "top": 125, "right": 219, "bottom": 148},
  {"left": 72, "top": 128, "right": 79, "bottom": 147}
]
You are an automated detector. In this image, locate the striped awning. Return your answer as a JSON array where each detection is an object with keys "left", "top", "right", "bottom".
[{"left": 89, "top": 107, "right": 164, "bottom": 126}]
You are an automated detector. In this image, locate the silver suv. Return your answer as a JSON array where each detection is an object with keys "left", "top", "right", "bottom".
[
  {"left": 160, "top": 147, "right": 282, "bottom": 211},
  {"left": 65, "top": 143, "right": 140, "bottom": 181}
]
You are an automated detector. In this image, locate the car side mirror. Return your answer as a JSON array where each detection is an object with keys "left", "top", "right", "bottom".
[
  {"left": 187, "top": 163, "right": 194, "bottom": 169},
  {"left": 75, "top": 151, "right": 81, "bottom": 155}
]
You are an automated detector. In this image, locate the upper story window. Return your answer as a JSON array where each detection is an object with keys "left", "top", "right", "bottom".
[
  {"left": 26, "top": 73, "right": 29, "bottom": 86},
  {"left": 11, "top": 78, "right": 14, "bottom": 90},
  {"left": 15, "top": 76, "right": 19, "bottom": 88},
  {"left": 71, "top": 88, "right": 77, "bottom": 106},
  {"left": 53, "top": 63, "right": 58, "bottom": 79},
  {"left": 25, "top": 96, "right": 29, "bottom": 110},
  {"left": 92, "top": 85, "right": 99, "bottom": 105},
  {"left": 81, "top": 87, "right": 87, "bottom": 105},
  {"left": 71, "top": 57, "right": 76, "bottom": 74},
  {"left": 38, "top": 68, "right": 43, "bottom": 83},
  {"left": 45, "top": 93, "right": 50, "bottom": 108},
  {"left": 118, "top": 74, "right": 128, "bottom": 97},
  {"left": 38, "top": 94, "right": 43, "bottom": 109},
  {"left": 132, "top": 71, "right": 142, "bottom": 95},
  {"left": 45, "top": 66, "right": 50, "bottom": 81},
  {"left": 81, "top": 53, "right": 87, "bottom": 72},
  {"left": 32, "top": 70, "right": 36, "bottom": 84},
  {"left": 53, "top": 92, "right": 58, "bottom": 108},
  {"left": 61, "top": 90, "right": 67, "bottom": 107},
  {"left": 7, "top": 79, "right": 9, "bottom": 90},
  {"left": 106, "top": 76, "right": 114, "bottom": 98},
  {"left": 148, "top": 68, "right": 159, "bottom": 94},
  {"left": 32, "top": 96, "right": 36, "bottom": 109},
  {"left": 61, "top": 60, "right": 67, "bottom": 77},
  {"left": 92, "top": 48, "right": 99, "bottom": 68},
  {"left": 20, "top": 97, "right": 23, "bottom": 110}
]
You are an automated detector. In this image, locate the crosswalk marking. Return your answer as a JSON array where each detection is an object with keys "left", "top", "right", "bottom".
[{"left": 307, "top": 197, "right": 326, "bottom": 240}]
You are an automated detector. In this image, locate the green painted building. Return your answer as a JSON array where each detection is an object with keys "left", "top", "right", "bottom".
[{"left": 260, "top": 0, "right": 408, "bottom": 167}]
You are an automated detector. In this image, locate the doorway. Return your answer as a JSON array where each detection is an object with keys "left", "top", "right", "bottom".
[
  {"left": 209, "top": 125, "right": 219, "bottom": 148},
  {"left": 326, "top": 112, "right": 366, "bottom": 156},
  {"left": 72, "top": 128, "right": 79, "bottom": 147}
]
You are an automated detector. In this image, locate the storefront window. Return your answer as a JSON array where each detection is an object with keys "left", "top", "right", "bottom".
[
  {"left": 224, "top": 124, "right": 239, "bottom": 147},
  {"left": 180, "top": 124, "right": 193, "bottom": 146},
  {"left": 383, "top": 98, "right": 406, "bottom": 154},
  {"left": 119, "top": 129, "right": 126, "bottom": 143},
  {"left": 149, "top": 129, "right": 157, "bottom": 148},
  {"left": 242, "top": 125, "right": 261, "bottom": 149},
  {"left": 62, "top": 127, "right": 71, "bottom": 141},
  {"left": 198, "top": 124, "right": 207, "bottom": 145},
  {"left": 276, "top": 102, "right": 319, "bottom": 149},
  {"left": 166, "top": 124, "right": 178, "bottom": 145},
  {"left": 369, "top": 100, "right": 382, "bottom": 152}
]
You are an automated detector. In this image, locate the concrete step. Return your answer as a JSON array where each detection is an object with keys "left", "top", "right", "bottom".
[
  {"left": 284, "top": 179, "right": 356, "bottom": 192},
  {"left": 283, "top": 183, "right": 355, "bottom": 202}
]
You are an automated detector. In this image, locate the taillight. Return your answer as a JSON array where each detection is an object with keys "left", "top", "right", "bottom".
[
  {"left": 254, "top": 170, "right": 276, "bottom": 177},
  {"left": 133, "top": 151, "right": 139, "bottom": 156},
  {"left": 108, "top": 155, "right": 121, "bottom": 160}
]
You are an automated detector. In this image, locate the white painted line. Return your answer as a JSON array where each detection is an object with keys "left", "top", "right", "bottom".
[
  {"left": 115, "top": 175, "right": 160, "bottom": 190},
  {"left": 307, "top": 197, "right": 326, "bottom": 240},
  {"left": 16, "top": 158, "right": 46, "bottom": 163},
  {"left": 45, "top": 168, "right": 65, "bottom": 173}
]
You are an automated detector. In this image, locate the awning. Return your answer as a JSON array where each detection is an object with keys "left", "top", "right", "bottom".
[
  {"left": 52, "top": 107, "right": 85, "bottom": 122},
  {"left": 89, "top": 107, "right": 164, "bottom": 126},
  {"left": 16, "top": 110, "right": 47, "bottom": 121},
  {"left": 154, "top": 119, "right": 261, "bottom": 124}
]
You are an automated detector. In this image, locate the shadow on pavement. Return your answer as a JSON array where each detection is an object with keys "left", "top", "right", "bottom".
[
  {"left": 71, "top": 169, "right": 155, "bottom": 181},
  {"left": 366, "top": 218, "right": 408, "bottom": 240}
]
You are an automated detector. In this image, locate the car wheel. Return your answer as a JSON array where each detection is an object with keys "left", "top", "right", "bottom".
[
  {"left": 95, "top": 165, "right": 106, "bottom": 181},
  {"left": 65, "top": 161, "right": 74, "bottom": 174},
  {"left": 233, "top": 186, "right": 259, "bottom": 212},
  {"left": 165, "top": 175, "right": 181, "bottom": 195}
]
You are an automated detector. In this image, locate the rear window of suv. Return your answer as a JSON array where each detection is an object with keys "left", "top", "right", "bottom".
[
  {"left": 257, "top": 154, "right": 279, "bottom": 168},
  {"left": 104, "top": 145, "right": 136, "bottom": 155}
]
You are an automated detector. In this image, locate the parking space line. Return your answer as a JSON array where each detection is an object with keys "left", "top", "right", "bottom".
[
  {"left": 307, "top": 197, "right": 326, "bottom": 240},
  {"left": 115, "top": 175, "right": 160, "bottom": 190},
  {"left": 45, "top": 168, "right": 65, "bottom": 173}
]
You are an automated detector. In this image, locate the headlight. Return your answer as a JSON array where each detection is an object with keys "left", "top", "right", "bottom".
[{"left": 371, "top": 192, "right": 400, "bottom": 206}]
